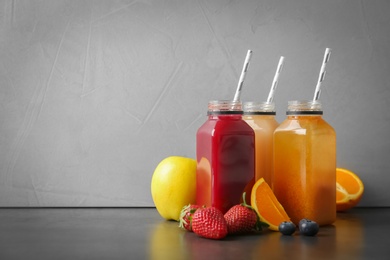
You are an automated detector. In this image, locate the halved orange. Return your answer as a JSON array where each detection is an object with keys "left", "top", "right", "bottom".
[
  {"left": 336, "top": 168, "right": 364, "bottom": 212},
  {"left": 251, "top": 178, "right": 290, "bottom": 231}
]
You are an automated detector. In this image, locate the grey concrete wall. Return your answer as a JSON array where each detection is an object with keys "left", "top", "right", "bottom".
[{"left": 0, "top": 0, "right": 389, "bottom": 207}]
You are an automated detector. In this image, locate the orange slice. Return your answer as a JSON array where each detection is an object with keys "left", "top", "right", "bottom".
[
  {"left": 336, "top": 168, "right": 364, "bottom": 212},
  {"left": 251, "top": 178, "right": 290, "bottom": 231}
]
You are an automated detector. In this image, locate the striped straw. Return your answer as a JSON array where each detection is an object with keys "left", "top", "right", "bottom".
[
  {"left": 233, "top": 50, "right": 253, "bottom": 101},
  {"left": 267, "top": 56, "right": 285, "bottom": 103},
  {"left": 313, "top": 48, "right": 332, "bottom": 101}
]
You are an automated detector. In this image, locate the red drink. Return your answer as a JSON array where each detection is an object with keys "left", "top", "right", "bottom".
[{"left": 196, "top": 100, "right": 255, "bottom": 214}]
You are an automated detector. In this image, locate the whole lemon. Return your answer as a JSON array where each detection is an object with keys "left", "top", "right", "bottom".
[{"left": 151, "top": 156, "right": 197, "bottom": 221}]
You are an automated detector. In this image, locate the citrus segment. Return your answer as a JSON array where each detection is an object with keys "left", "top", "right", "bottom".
[
  {"left": 336, "top": 168, "right": 364, "bottom": 212},
  {"left": 251, "top": 178, "right": 290, "bottom": 231}
]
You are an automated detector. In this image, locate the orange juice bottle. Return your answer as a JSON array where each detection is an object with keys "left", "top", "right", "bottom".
[
  {"left": 243, "top": 102, "right": 279, "bottom": 187},
  {"left": 273, "top": 100, "right": 336, "bottom": 226}
]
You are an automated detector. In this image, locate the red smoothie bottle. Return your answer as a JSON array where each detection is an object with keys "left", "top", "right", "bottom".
[{"left": 196, "top": 100, "right": 255, "bottom": 214}]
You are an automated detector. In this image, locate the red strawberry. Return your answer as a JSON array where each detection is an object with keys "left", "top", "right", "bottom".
[
  {"left": 179, "top": 204, "right": 200, "bottom": 232},
  {"left": 224, "top": 192, "right": 266, "bottom": 234},
  {"left": 191, "top": 207, "right": 228, "bottom": 240}
]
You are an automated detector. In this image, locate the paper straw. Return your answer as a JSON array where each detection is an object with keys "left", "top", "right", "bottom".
[
  {"left": 266, "top": 56, "right": 285, "bottom": 103},
  {"left": 233, "top": 50, "right": 253, "bottom": 101},
  {"left": 313, "top": 48, "right": 332, "bottom": 101}
]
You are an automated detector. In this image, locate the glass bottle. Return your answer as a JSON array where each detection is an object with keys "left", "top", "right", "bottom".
[
  {"left": 273, "top": 100, "right": 336, "bottom": 226},
  {"left": 196, "top": 100, "right": 255, "bottom": 214},
  {"left": 243, "top": 102, "right": 279, "bottom": 187}
]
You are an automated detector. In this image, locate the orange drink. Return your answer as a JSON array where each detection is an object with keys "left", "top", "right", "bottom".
[
  {"left": 243, "top": 102, "right": 279, "bottom": 186},
  {"left": 273, "top": 100, "right": 336, "bottom": 226}
]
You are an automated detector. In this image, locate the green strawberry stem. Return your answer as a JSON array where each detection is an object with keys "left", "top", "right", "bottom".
[
  {"left": 178, "top": 204, "right": 190, "bottom": 229},
  {"left": 241, "top": 192, "right": 269, "bottom": 231},
  {"left": 179, "top": 204, "right": 204, "bottom": 229}
]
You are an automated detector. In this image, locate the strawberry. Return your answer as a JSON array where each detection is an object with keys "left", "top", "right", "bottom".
[
  {"left": 224, "top": 206, "right": 257, "bottom": 234},
  {"left": 191, "top": 207, "right": 228, "bottom": 240},
  {"left": 179, "top": 204, "right": 200, "bottom": 232},
  {"left": 224, "top": 192, "right": 268, "bottom": 234}
]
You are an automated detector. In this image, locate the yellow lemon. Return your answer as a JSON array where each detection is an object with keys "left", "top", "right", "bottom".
[{"left": 151, "top": 156, "right": 197, "bottom": 221}]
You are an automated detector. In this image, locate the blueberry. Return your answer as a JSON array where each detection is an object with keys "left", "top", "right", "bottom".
[
  {"left": 299, "top": 219, "right": 319, "bottom": 236},
  {"left": 278, "top": 221, "right": 296, "bottom": 235}
]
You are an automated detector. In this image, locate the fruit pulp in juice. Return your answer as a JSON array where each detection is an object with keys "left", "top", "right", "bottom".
[
  {"left": 273, "top": 115, "right": 336, "bottom": 226},
  {"left": 243, "top": 115, "right": 278, "bottom": 187},
  {"left": 196, "top": 114, "right": 255, "bottom": 214}
]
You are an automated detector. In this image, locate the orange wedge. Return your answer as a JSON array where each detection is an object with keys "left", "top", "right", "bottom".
[
  {"left": 251, "top": 178, "right": 290, "bottom": 231},
  {"left": 336, "top": 168, "right": 364, "bottom": 212}
]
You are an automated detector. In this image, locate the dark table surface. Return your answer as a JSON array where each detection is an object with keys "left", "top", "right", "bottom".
[{"left": 0, "top": 207, "right": 389, "bottom": 259}]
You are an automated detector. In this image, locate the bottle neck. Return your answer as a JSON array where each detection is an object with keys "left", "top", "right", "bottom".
[
  {"left": 207, "top": 100, "right": 243, "bottom": 116},
  {"left": 243, "top": 101, "right": 276, "bottom": 115},
  {"left": 286, "top": 100, "right": 323, "bottom": 115}
]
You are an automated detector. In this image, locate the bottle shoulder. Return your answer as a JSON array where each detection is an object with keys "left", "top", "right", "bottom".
[
  {"left": 197, "top": 117, "right": 254, "bottom": 134},
  {"left": 244, "top": 117, "right": 279, "bottom": 132},
  {"left": 275, "top": 116, "right": 335, "bottom": 134}
]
